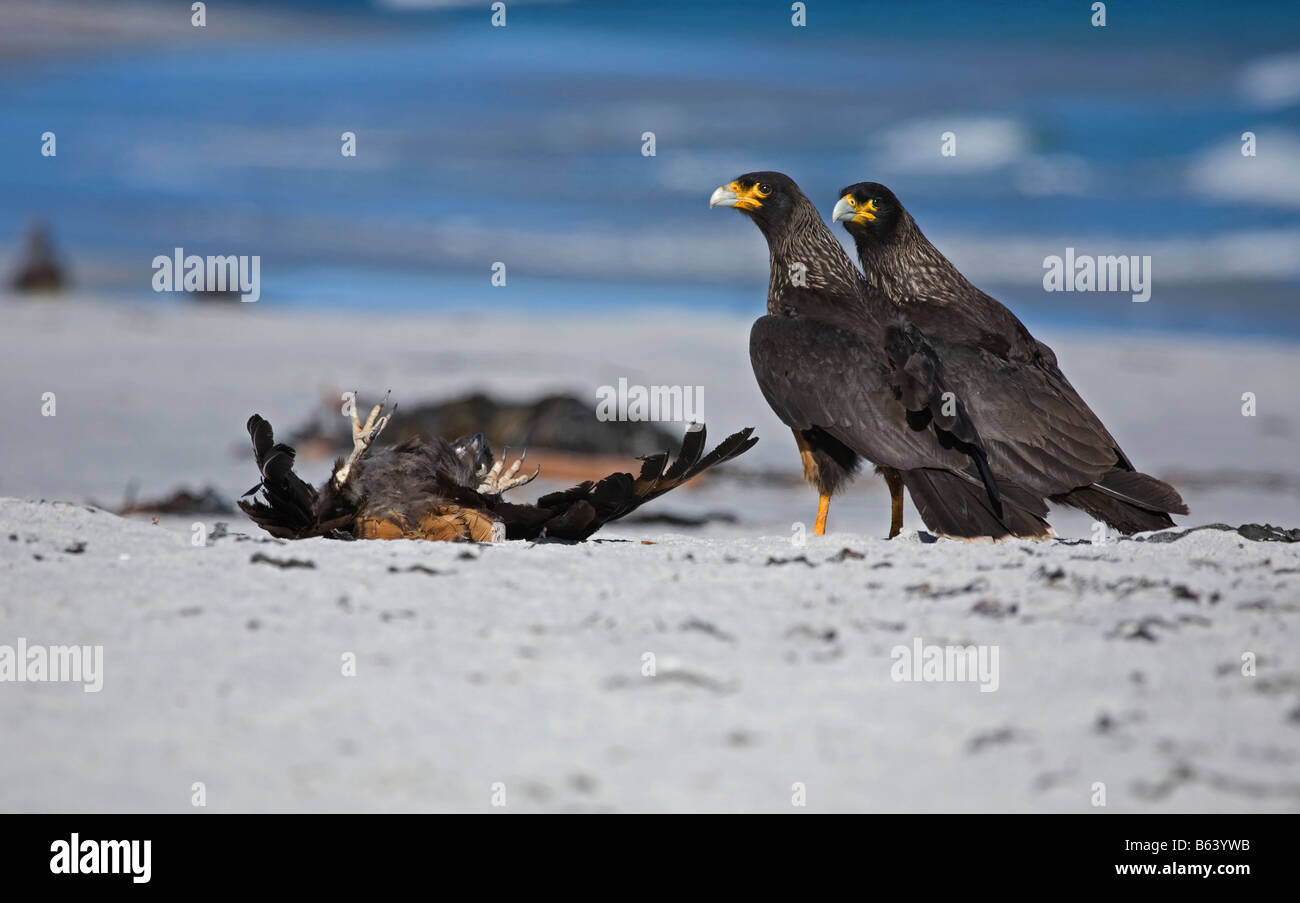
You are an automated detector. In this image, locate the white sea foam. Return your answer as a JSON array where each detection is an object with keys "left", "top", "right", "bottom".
[
  {"left": 1187, "top": 129, "right": 1300, "bottom": 208},
  {"left": 874, "top": 116, "right": 1030, "bottom": 174},
  {"left": 1238, "top": 51, "right": 1300, "bottom": 109}
]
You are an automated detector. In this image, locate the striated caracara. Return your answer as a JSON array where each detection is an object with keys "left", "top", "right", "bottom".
[
  {"left": 710, "top": 171, "right": 1050, "bottom": 539},
  {"left": 833, "top": 182, "right": 1186, "bottom": 534}
]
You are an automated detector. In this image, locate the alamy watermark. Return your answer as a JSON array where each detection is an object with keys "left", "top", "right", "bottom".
[
  {"left": 152, "top": 247, "right": 261, "bottom": 302},
  {"left": 0, "top": 638, "right": 103, "bottom": 692},
  {"left": 595, "top": 378, "right": 703, "bottom": 422},
  {"left": 890, "top": 637, "right": 999, "bottom": 692},
  {"left": 1043, "top": 248, "right": 1151, "bottom": 303},
  {"left": 50, "top": 834, "right": 150, "bottom": 883}
]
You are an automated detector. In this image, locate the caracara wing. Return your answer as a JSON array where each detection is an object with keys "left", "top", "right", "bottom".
[
  {"left": 861, "top": 273, "right": 1184, "bottom": 525},
  {"left": 897, "top": 285, "right": 1136, "bottom": 474},
  {"left": 930, "top": 339, "right": 1127, "bottom": 496},
  {"left": 749, "top": 314, "right": 983, "bottom": 479},
  {"left": 495, "top": 424, "right": 758, "bottom": 541}
]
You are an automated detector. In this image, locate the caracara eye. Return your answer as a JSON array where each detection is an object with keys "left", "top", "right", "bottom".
[{"left": 757, "top": 183, "right": 772, "bottom": 196}]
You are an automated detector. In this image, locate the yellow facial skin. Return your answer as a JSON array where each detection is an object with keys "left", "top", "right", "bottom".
[
  {"left": 833, "top": 194, "right": 878, "bottom": 224},
  {"left": 709, "top": 180, "right": 771, "bottom": 211}
]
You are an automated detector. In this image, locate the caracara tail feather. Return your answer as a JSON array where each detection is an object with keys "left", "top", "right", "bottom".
[
  {"left": 904, "top": 469, "right": 1052, "bottom": 539},
  {"left": 968, "top": 448, "right": 1004, "bottom": 520},
  {"left": 1093, "top": 469, "right": 1189, "bottom": 515},
  {"left": 1053, "top": 469, "right": 1188, "bottom": 535}
]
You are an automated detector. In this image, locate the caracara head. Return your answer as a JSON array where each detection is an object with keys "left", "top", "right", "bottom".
[
  {"left": 832, "top": 181, "right": 903, "bottom": 242},
  {"left": 709, "top": 171, "right": 804, "bottom": 232}
]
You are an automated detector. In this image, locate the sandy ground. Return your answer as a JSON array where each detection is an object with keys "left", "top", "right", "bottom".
[
  {"left": 3, "top": 501, "right": 1298, "bottom": 813},
  {"left": 2, "top": 296, "right": 1299, "bottom": 812}
]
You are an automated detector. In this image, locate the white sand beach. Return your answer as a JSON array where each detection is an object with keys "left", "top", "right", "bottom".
[{"left": 2, "top": 296, "right": 1298, "bottom": 812}]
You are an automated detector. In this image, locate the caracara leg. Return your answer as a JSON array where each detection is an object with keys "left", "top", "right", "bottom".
[
  {"left": 792, "top": 429, "right": 833, "bottom": 536},
  {"left": 881, "top": 466, "right": 904, "bottom": 539},
  {"left": 335, "top": 391, "right": 391, "bottom": 487}
]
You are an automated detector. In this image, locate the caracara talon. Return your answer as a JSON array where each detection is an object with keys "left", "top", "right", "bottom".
[{"left": 477, "top": 447, "right": 539, "bottom": 495}]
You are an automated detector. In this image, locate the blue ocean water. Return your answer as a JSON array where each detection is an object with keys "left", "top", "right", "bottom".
[{"left": 1, "top": 0, "right": 1297, "bottom": 337}]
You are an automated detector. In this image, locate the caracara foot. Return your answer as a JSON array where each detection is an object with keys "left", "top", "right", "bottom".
[{"left": 477, "top": 447, "right": 539, "bottom": 496}]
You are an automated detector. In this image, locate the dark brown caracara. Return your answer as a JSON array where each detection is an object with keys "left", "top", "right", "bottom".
[
  {"left": 239, "top": 394, "right": 756, "bottom": 542},
  {"left": 833, "top": 182, "right": 1187, "bottom": 534},
  {"left": 710, "top": 171, "right": 1050, "bottom": 540}
]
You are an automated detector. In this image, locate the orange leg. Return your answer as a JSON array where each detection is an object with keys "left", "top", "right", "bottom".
[{"left": 814, "top": 494, "right": 830, "bottom": 536}]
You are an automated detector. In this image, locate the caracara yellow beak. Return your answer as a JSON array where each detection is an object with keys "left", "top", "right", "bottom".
[
  {"left": 709, "top": 181, "right": 766, "bottom": 211},
  {"left": 832, "top": 194, "right": 877, "bottom": 224}
]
